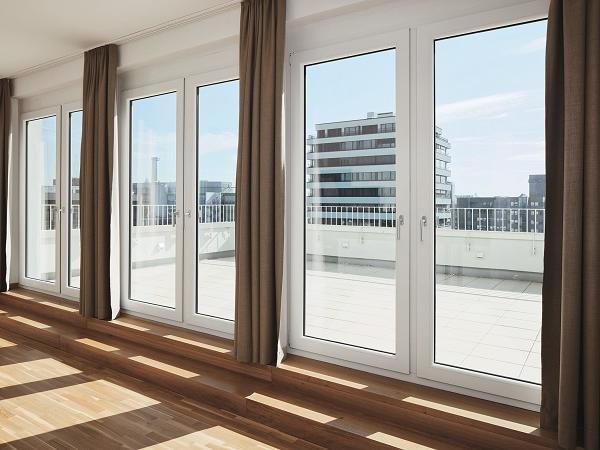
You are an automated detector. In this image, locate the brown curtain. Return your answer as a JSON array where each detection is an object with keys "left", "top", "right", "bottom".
[
  {"left": 541, "top": 0, "right": 600, "bottom": 448},
  {"left": 234, "top": 0, "right": 286, "bottom": 365},
  {"left": 79, "top": 44, "right": 118, "bottom": 320},
  {"left": 0, "top": 79, "right": 10, "bottom": 292}
]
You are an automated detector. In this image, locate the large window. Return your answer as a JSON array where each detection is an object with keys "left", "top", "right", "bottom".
[
  {"left": 25, "top": 116, "right": 57, "bottom": 282},
  {"left": 129, "top": 92, "right": 178, "bottom": 309},
  {"left": 196, "top": 80, "right": 239, "bottom": 321},
  {"left": 68, "top": 111, "right": 82, "bottom": 289},
  {"left": 304, "top": 49, "right": 398, "bottom": 353},
  {"left": 433, "top": 20, "right": 546, "bottom": 384}
]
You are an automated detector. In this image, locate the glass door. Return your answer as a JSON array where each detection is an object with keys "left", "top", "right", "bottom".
[
  {"left": 290, "top": 31, "right": 410, "bottom": 373},
  {"left": 21, "top": 108, "right": 61, "bottom": 294},
  {"left": 184, "top": 70, "right": 238, "bottom": 336},
  {"left": 60, "top": 103, "right": 83, "bottom": 298},
  {"left": 416, "top": 17, "right": 546, "bottom": 405},
  {"left": 121, "top": 80, "right": 184, "bottom": 322}
]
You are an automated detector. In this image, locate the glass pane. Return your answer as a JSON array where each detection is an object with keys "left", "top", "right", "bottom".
[
  {"left": 196, "top": 80, "right": 239, "bottom": 320},
  {"left": 434, "top": 21, "right": 546, "bottom": 383},
  {"left": 69, "top": 111, "right": 82, "bottom": 289},
  {"left": 26, "top": 116, "right": 57, "bottom": 282},
  {"left": 129, "top": 92, "right": 177, "bottom": 308},
  {"left": 304, "top": 49, "right": 396, "bottom": 353}
]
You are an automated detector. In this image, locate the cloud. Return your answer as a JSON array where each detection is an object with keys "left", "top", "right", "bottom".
[
  {"left": 436, "top": 91, "right": 531, "bottom": 123},
  {"left": 198, "top": 132, "right": 238, "bottom": 154},
  {"left": 517, "top": 36, "right": 546, "bottom": 54}
]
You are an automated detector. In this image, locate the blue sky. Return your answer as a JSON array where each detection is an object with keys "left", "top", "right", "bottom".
[
  {"left": 435, "top": 20, "right": 546, "bottom": 196},
  {"left": 197, "top": 80, "right": 239, "bottom": 183},
  {"left": 131, "top": 92, "right": 177, "bottom": 184},
  {"left": 128, "top": 81, "right": 239, "bottom": 185},
  {"left": 70, "top": 110, "right": 82, "bottom": 187},
  {"left": 305, "top": 20, "right": 546, "bottom": 198}
]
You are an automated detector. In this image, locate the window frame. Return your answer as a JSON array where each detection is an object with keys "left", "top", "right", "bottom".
[
  {"left": 60, "top": 101, "right": 83, "bottom": 299},
  {"left": 182, "top": 67, "right": 239, "bottom": 337},
  {"left": 119, "top": 79, "right": 185, "bottom": 322},
  {"left": 19, "top": 106, "right": 62, "bottom": 295},
  {"left": 289, "top": 29, "right": 411, "bottom": 373},
  {"left": 414, "top": 3, "right": 548, "bottom": 406}
]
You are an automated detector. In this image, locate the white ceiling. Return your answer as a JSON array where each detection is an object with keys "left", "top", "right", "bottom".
[{"left": 0, "top": 0, "right": 234, "bottom": 78}]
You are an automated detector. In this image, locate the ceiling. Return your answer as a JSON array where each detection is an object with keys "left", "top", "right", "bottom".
[{"left": 0, "top": 0, "right": 234, "bottom": 78}]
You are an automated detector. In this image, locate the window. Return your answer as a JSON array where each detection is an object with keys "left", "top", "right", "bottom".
[
  {"left": 304, "top": 48, "right": 398, "bottom": 353},
  {"left": 196, "top": 80, "right": 239, "bottom": 321},
  {"left": 25, "top": 116, "right": 57, "bottom": 282},
  {"left": 434, "top": 20, "right": 546, "bottom": 384},
  {"left": 129, "top": 92, "right": 178, "bottom": 309},
  {"left": 68, "top": 111, "right": 82, "bottom": 289}
]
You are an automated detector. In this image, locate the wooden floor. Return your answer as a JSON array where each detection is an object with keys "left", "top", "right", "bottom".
[
  {"left": 0, "top": 329, "right": 315, "bottom": 449},
  {"left": 0, "top": 288, "right": 558, "bottom": 450}
]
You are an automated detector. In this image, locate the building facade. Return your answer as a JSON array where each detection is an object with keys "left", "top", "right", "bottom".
[{"left": 306, "top": 112, "right": 452, "bottom": 226}]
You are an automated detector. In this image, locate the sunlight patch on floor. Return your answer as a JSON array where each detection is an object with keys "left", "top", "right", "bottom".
[
  {"left": 0, "top": 379, "right": 159, "bottom": 444},
  {"left": 402, "top": 396, "right": 538, "bottom": 433},
  {"left": 246, "top": 392, "right": 337, "bottom": 424},
  {"left": 0, "top": 358, "right": 81, "bottom": 388},
  {"left": 164, "top": 335, "right": 230, "bottom": 353},
  {"left": 0, "top": 337, "right": 16, "bottom": 348},
  {"left": 129, "top": 356, "right": 199, "bottom": 378},
  {"left": 9, "top": 316, "right": 51, "bottom": 329},
  {"left": 368, "top": 431, "right": 435, "bottom": 449},
  {"left": 142, "top": 426, "right": 277, "bottom": 449},
  {"left": 76, "top": 338, "right": 119, "bottom": 352}
]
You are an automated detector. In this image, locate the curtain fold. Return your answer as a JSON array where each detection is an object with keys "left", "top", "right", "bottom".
[
  {"left": 79, "top": 44, "right": 119, "bottom": 320},
  {"left": 234, "top": 0, "right": 286, "bottom": 365},
  {"left": 542, "top": 0, "right": 600, "bottom": 448},
  {"left": 0, "top": 79, "right": 10, "bottom": 292}
]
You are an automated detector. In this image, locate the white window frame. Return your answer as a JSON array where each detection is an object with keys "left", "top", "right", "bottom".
[
  {"left": 19, "top": 106, "right": 62, "bottom": 295},
  {"left": 414, "top": 1, "right": 548, "bottom": 405},
  {"left": 289, "top": 29, "right": 411, "bottom": 373},
  {"left": 119, "top": 79, "right": 185, "bottom": 322},
  {"left": 183, "top": 67, "right": 238, "bottom": 336},
  {"left": 60, "top": 102, "right": 83, "bottom": 299}
]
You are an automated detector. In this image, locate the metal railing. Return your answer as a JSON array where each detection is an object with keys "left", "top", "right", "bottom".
[
  {"left": 306, "top": 205, "right": 397, "bottom": 228},
  {"left": 42, "top": 204, "right": 80, "bottom": 230},
  {"left": 40, "top": 204, "right": 545, "bottom": 234},
  {"left": 132, "top": 204, "right": 177, "bottom": 226},
  {"left": 198, "top": 204, "right": 235, "bottom": 224},
  {"left": 437, "top": 207, "right": 545, "bottom": 233}
]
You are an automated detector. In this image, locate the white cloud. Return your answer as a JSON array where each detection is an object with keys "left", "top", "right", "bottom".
[
  {"left": 198, "top": 132, "right": 238, "bottom": 154},
  {"left": 436, "top": 91, "right": 531, "bottom": 123},
  {"left": 517, "top": 36, "right": 546, "bottom": 54}
]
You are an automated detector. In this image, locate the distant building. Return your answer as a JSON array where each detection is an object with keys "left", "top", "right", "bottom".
[
  {"left": 528, "top": 174, "right": 546, "bottom": 232},
  {"left": 306, "top": 112, "right": 452, "bottom": 226},
  {"left": 454, "top": 195, "right": 528, "bottom": 232}
]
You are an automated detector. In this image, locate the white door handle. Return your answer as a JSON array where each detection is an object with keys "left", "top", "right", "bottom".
[{"left": 420, "top": 215, "right": 428, "bottom": 241}]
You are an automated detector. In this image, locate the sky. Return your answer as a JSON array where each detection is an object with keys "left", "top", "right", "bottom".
[
  {"left": 435, "top": 20, "right": 546, "bottom": 197},
  {"left": 305, "top": 20, "right": 546, "bottom": 198}
]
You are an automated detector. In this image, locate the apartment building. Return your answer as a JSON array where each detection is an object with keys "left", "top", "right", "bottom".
[{"left": 306, "top": 112, "right": 452, "bottom": 226}]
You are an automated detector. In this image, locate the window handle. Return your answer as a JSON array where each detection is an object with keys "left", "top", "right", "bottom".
[
  {"left": 172, "top": 210, "right": 180, "bottom": 227},
  {"left": 396, "top": 214, "right": 405, "bottom": 240},
  {"left": 420, "top": 215, "right": 428, "bottom": 241}
]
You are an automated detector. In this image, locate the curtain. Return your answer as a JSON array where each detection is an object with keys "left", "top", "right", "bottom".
[
  {"left": 0, "top": 79, "right": 10, "bottom": 292},
  {"left": 79, "top": 44, "right": 119, "bottom": 320},
  {"left": 541, "top": 0, "right": 600, "bottom": 448},
  {"left": 234, "top": 0, "right": 286, "bottom": 365}
]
